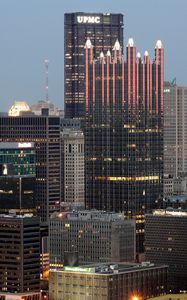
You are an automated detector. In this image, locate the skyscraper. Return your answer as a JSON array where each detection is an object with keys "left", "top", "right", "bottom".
[
  {"left": 0, "top": 107, "right": 61, "bottom": 223},
  {"left": 164, "top": 82, "right": 187, "bottom": 177},
  {"left": 61, "top": 128, "right": 85, "bottom": 203},
  {"left": 64, "top": 12, "right": 124, "bottom": 118},
  {"left": 85, "top": 38, "right": 164, "bottom": 252},
  {"left": 0, "top": 214, "right": 40, "bottom": 299}
]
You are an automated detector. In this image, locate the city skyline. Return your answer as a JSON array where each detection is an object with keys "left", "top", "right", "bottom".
[{"left": 0, "top": 0, "right": 187, "bottom": 111}]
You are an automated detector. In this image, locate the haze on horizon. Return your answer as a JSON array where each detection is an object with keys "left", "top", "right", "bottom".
[{"left": 0, "top": 0, "right": 186, "bottom": 111}]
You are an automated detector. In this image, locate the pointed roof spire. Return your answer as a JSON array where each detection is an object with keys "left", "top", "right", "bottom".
[
  {"left": 85, "top": 38, "right": 92, "bottom": 49},
  {"left": 155, "top": 40, "right": 163, "bottom": 49},
  {"left": 100, "top": 51, "right": 104, "bottom": 58},
  {"left": 144, "top": 50, "right": 149, "bottom": 56},
  {"left": 113, "top": 39, "right": 121, "bottom": 51},
  {"left": 107, "top": 50, "right": 111, "bottom": 56},
  {"left": 137, "top": 52, "right": 141, "bottom": 59},
  {"left": 127, "top": 37, "right": 135, "bottom": 47}
]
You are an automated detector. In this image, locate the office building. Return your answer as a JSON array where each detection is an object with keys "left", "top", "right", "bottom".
[
  {"left": 31, "top": 100, "right": 63, "bottom": 116},
  {"left": 85, "top": 38, "right": 164, "bottom": 252},
  {"left": 164, "top": 82, "right": 187, "bottom": 178},
  {"left": 0, "top": 142, "right": 36, "bottom": 215},
  {"left": 49, "top": 262, "right": 167, "bottom": 300},
  {"left": 145, "top": 209, "right": 187, "bottom": 292},
  {"left": 64, "top": 12, "right": 124, "bottom": 118},
  {"left": 61, "top": 118, "right": 81, "bottom": 130},
  {"left": 61, "top": 128, "right": 84, "bottom": 203},
  {"left": 49, "top": 210, "right": 135, "bottom": 265},
  {"left": 0, "top": 215, "right": 40, "bottom": 299},
  {"left": 0, "top": 103, "right": 61, "bottom": 223}
]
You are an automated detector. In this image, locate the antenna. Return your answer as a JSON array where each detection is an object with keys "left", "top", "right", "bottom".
[{"left": 44, "top": 59, "right": 49, "bottom": 103}]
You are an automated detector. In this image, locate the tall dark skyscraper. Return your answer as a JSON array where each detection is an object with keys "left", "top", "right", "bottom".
[
  {"left": 85, "top": 38, "right": 164, "bottom": 252},
  {"left": 64, "top": 12, "right": 124, "bottom": 118},
  {"left": 0, "top": 112, "right": 61, "bottom": 223},
  {"left": 0, "top": 215, "right": 40, "bottom": 299}
]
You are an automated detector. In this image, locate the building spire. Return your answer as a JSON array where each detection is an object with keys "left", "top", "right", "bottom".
[
  {"left": 127, "top": 37, "right": 135, "bottom": 47},
  {"left": 155, "top": 40, "right": 163, "bottom": 49},
  {"left": 85, "top": 38, "right": 93, "bottom": 49},
  {"left": 113, "top": 39, "right": 121, "bottom": 51}
]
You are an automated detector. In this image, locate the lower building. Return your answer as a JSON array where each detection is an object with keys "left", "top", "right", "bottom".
[
  {"left": 0, "top": 214, "right": 40, "bottom": 296},
  {"left": 49, "top": 262, "right": 167, "bottom": 300},
  {"left": 147, "top": 294, "right": 187, "bottom": 300},
  {"left": 145, "top": 209, "right": 187, "bottom": 292},
  {"left": 0, "top": 291, "right": 41, "bottom": 300},
  {"left": 49, "top": 210, "right": 135, "bottom": 265}
]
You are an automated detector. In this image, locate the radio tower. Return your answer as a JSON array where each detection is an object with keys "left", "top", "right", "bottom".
[{"left": 44, "top": 59, "right": 49, "bottom": 103}]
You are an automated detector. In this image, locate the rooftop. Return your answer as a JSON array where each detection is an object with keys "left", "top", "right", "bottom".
[
  {"left": 51, "top": 210, "right": 124, "bottom": 222},
  {"left": 148, "top": 294, "right": 187, "bottom": 300},
  {"left": 51, "top": 262, "right": 167, "bottom": 276},
  {"left": 8, "top": 101, "right": 31, "bottom": 117},
  {"left": 152, "top": 208, "right": 187, "bottom": 217}
]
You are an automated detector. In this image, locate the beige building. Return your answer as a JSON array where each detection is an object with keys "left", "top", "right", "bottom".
[
  {"left": 164, "top": 82, "right": 187, "bottom": 178},
  {"left": 61, "top": 129, "right": 84, "bottom": 203},
  {"left": 49, "top": 262, "right": 167, "bottom": 300}
]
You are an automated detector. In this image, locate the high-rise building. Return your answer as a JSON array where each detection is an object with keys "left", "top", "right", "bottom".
[
  {"left": 49, "top": 262, "right": 168, "bottom": 300},
  {"left": 49, "top": 210, "right": 135, "bottom": 265},
  {"left": 145, "top": 209, "right": 187, "bottom": 292},
  {"left": 0, "top": 214, "right": 40, "bottom": 299},
  {"left": 0, "top": 105, "right": 61, "bottom": 223},
  {"left": 64, "top": 12, "right": 124, "bottom": 118},
  {"left": 85, "top": 38, "right": 164, "bottom": 252},
  {"left": 164, "top": 82, "right": 187, "bottom": 178},
  {"left": 31, "top": 100, "right": 63, "bottom": 117},
  {"left": 61, "top": 128, "right": 84, "bottom": 203},
  {"left": 0, "top": 142, "right": 36, "bottom": 215}
]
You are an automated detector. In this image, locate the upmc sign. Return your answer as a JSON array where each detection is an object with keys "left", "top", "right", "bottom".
[{"left": 77, "top": 16, "right": 101, "bottom": 24}]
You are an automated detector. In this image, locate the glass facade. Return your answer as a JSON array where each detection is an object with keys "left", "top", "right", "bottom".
[
  {"left": 0, "top": 116, "right": 61, "bottom": 222},
  {"left": 0, "top": 145, "right": 35, "bottom": 176},
  {"left": 85, "top": 40, "right": 164, "bottom": 252},
  {"left": 64, "top": 13, "right": 124, "bottom": 118}
]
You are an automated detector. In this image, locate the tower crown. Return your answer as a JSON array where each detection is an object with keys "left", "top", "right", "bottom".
[
  {"left": 155, "top": 40, "right": 163, "bottom": 49},
  {"left": 85, "top": 38, "right": 93, "bottom": 49},
  {"left": 113, "top": 39, "right": 121, "bottom": 51},
  {"left": 127, "top": 37, "right": 135, "bottom": 47},
  {"left": 107, "top": 50, "right": 111, "bottom": 56}
]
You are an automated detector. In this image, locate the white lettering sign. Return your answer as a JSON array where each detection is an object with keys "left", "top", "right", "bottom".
[{"left": 77, "top": 16, "right": 100, "bottom": 24}]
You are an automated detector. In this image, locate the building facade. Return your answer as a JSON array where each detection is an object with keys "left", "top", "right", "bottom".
[
  {"left": 0, "top": 113, "right": 61, "bottom": 223},
  {"left": 145, "top": 209, "right": 187, "bottom": 292},
  {"left": 61, "top": 128, "right": 84, "bottom": 203},
  {"left": 64, "top": 12, "right": 124, "bottom": 118},
  {"left": 85, "top": 38, "right": 164, "bottom": 252},
  {"left": 0, "top": 215, "right": 40, "bottom": 297},
  {"left": 164, "top": 82, "right": 187, "bottom": 177},
  {"left": 49, "top": 210, "right": 135, "bottom": 265},
  {"left": 0, "top": 142, "right": 36, "bottom": 215},
  {"left": 49, "top": 262, "right": 167, "bottom": 300}
]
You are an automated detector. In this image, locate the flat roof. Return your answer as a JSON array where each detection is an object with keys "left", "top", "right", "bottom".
[
  {"left": 50, "top": 262, "right": 167, "bottom": 276},
  {"left": 148, "top": 294, "right": 187, "bottom": 300}
]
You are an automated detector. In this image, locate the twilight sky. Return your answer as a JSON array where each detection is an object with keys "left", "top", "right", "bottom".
[{"left": 0, "top": 0, "right": 186, "bottom": 111}]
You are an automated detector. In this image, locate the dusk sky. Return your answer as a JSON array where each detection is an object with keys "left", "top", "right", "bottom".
[{"left": 0, "top": 0, "right": 186, "bottom": 111}]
